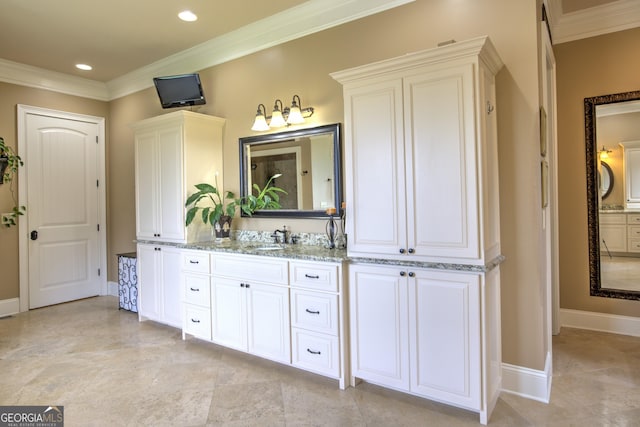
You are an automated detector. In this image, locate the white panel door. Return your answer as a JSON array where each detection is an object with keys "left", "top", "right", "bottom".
[
  {"left": 157, "top": 126, "right": 184, "bottom": 241},
  {"left": 212, "top": 277, "right": 247, "bottom": 351},
  {"left": 408, "top": 269, "right": 480, "bottom": 410},
  {"left": 246, "top": 282, "right": 291, "bottom": 363},
  {"left": 344, "top": 79, "right": 407, "bottom": 257},
  {"left": 25, "top": 113, "right": 101, "bottom": 308},
  {"left": 137, "top": 244, "right": 161, "bottom": 322},
  {"left": 160, "top": 246, "right": 183, "bottom": 328},
  {"left": 134, "top": 131, "right": 159, "bottom": 240},
  {"left": 404, "top": 64, "right": 479, "bottom": 261},
  {"left": 349, "top": 264, "right": 410, "bottom": 390}
]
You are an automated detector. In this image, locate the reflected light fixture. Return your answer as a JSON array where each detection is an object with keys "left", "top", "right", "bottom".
[
  {"left": 251, "top": 104, "right": 269, "bottom": 131},
  {"left": 250, "top": 95, "right": 315, "bottom": 131},
  {"left": 599, "top": 145, "right": 612, "bottom": 160},
  {"left": 269, "top": 100, "right": 286, "bottom": 128}
]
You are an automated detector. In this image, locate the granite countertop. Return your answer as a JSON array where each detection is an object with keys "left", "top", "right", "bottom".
[{"left": 136, "top": 239, "right": 504, "bottom": 272}]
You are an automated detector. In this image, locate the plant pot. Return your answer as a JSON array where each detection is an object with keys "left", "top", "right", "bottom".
[
  {"left": 213, "top": 215, "right": 232, "bottom": 240},
  {"left": 0, "top": 156, "right": 8, "bottom": 184}
]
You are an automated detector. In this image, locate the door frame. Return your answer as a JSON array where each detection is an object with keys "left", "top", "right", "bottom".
[{"left": 17, "top": 105, "right": 107, "bottom": 312}]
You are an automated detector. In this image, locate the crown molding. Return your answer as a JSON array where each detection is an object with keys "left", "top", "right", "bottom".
[
  {"left": 551, "top": 0, "right": 640, "bottom": 44},
  {"left": 0, "top": 58, "right": 109, "bottom": 101},
  {"left": 0, "top": 0, "right": 414, "bottom": 102}
]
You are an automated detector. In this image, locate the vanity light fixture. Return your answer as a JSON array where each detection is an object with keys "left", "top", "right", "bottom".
[
  {"left": 251, "top": 104, "right": 270, "bottom": 131},
  {"left": 250, "top": 94, "right": 315, "bottom": 131},
  {"left": 599, "top": 145, "right": 612, "bottom": 160},
  {"left": 269, "top": 100, "right": 287, "bottom": 128}
]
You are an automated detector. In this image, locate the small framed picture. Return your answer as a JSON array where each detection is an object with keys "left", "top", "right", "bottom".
[
  {"left": 540, "top": 106, "right": 547, "bottom": 157},
  {"left": 541, "top": 160, "right": 549, "bottom": 208}
]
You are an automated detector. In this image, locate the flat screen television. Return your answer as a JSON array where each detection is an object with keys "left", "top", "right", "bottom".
[{"left": 153, "top": 73, "right": 206, "bottom": 108}]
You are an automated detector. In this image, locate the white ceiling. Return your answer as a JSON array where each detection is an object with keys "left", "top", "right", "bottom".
[{"left": 0, "top": 0, "right": 638, "bottom": 101}]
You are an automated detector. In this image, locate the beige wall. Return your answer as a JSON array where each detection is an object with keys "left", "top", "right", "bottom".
[
  {"left": 555, "top": 27, "right": 640, "bottom": 316},
  {"left": 0, "top": 82, "right": 108, "bottom": 300},
  {"left": 1, "top": 0, "right": 550, "bottom": 371}
]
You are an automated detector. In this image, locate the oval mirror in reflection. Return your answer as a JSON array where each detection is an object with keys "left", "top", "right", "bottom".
[{"left": 600, "top": 161, "right": 613, "bottom": 199}]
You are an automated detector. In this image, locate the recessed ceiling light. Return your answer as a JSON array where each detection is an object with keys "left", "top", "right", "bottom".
[
  {"left": 178, "top": 10, "right": 197, "bottom": 22},
  {"left": 75, "top": 64, "right": 92, "bottom": 71}
]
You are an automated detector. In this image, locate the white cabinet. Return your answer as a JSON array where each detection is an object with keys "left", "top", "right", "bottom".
[
  {"left": 333, "top": 37, "right": 503, "bottom": 424},
  {"left": 132, "top": 111, "right": 225, "bottom": 243},
  {"left": 620, "top": 141, "right": 640, "bottom": 209},
  {"left": 137, "top": 243, "right": 182, "bottom": 328},
  {"left": 349, "top": 263, "right": 501, "bottom": 424},
  {"left": 290, "top": 261, "right": 346, "bottom": 388},
  {"left": 332, "top": 36, "right": 502, "bottom": 266},
  {"left": 211, "top": 254, "right": 290, "bottom": 364},
  {"left": 182, "top": 250, "right": 212, "bottom": 341},
  {"left": 599, "top": 213, "right": 627, "bottom": 253}
]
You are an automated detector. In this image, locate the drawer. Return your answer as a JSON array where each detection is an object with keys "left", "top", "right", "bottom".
[
  {"left": 291, "top": 328, "right": 339, "bottom": 378},
  {"left": 184, "top": 305, "right": 212, "bottom": 341},
  {"left": 628, "top": 239, "right": 640, "bottom": 252},
  {"left": 182, "top": 251, "right": 210, "bottom": 274},
  {"left": 184, "top": 274, "right": 211, "bottom": 307},
  {"left": 212, "top": 254, "right": 288, "bottom": 285},
  {"left": 628, "top": 226, "right": 640, "bottom": 239},
  {"left": 291, "top": 289, "right": 338, "bottom": 335},
  {"left": 628, "top": 214, "right": 640, "bottom": 225},
  {"left": 290, "top": 261, "right": 338, "bottom": 292},
  {"left": 599, "top": 213, "right": 626, "bottom": 225}
]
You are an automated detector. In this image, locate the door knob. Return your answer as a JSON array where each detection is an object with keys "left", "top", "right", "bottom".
[{"left": 30, "top": 230, "right": 38, "bottom": 240}]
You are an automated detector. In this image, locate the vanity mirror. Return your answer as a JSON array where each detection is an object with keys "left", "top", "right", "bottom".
[
  {"left": 239, "top": 123, "right": 342, "bottom": 218},
  {"left": 585, "top": 90, "right": 640, "bottom": 300}
]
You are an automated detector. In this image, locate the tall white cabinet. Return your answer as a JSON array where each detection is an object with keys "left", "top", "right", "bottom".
[
  {"left": 620, "top": 140, "right": 640, "bottom": 209},
  {"left": 332, "top": 36, "right": 503, "bottom": 424},
  {"left": 132, "top": 111, "right": 225, "bottom": 327},
  {"left": 132, "top": 111, "right": 225, "bottom": 243}
]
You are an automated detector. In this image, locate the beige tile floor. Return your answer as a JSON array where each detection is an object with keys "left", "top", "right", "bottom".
[{"left": 1, "top": 296, "right": 639, "bottom": 426}]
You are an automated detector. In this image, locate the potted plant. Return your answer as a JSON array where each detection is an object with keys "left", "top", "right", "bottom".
[
  {"left": 185, "top": 173, "right": 286, "bottom": 240},
  {"left": 0, "top": 136, "right": 26, "bottom": 228}
]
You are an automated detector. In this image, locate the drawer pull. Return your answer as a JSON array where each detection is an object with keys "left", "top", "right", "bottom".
[
  {"left": 189, "top": 260, "right": 199, "bottom": 264},
  {"left": 304, "top": 274, "right": 320, "bottom": 279},
  {"left": 191, "top": 318, "right": 201, "bottom": 323},
  {"left": 307, "top": 348, "right": 321, "bottom": 355},
  {"left": 189, "top": 287, "right": 200, "bottom": 292},
  {"left": 305, "top": 308, "right": 320, "bottom": 315}
]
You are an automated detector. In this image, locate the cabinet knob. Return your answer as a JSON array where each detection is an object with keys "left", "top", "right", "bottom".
[
  {"left": 304, "top": 274, "right": 320, "bottom": 279},
  {"left": 400, "top": 271, "right": 406, "bottom": 277},
  {"left": 408, "top": 248, "right": 415, "bottom": 254},
  {"left": 305, "top": 308, "right": 320, "bottom": 315},
  {"left": 399, "top": 248, "right": 406, "bottom": 254},
  {"left": 307, "top": 348, "right": 321, "bottom": 355},
  {"left": 240, "top": 283, "right": 245, "bottom": 288},
  {"left": 190, "top": 287, "right": 200, "bottom": 292},
  {"left": 408, "top": 272, "right": 415, "bottom": 277},
  {"left": 189, "top": 260, "right": 199, "bottom": 264},
  {"left": 245, "top": 283, "right": 250, "bottom": 289},
  {"left": 191, "top": 318, "right": 200, "bottom": 323}
]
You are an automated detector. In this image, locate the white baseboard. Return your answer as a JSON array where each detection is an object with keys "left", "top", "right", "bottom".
[
  {"left": 107, "top": 281, "right": 119, "bottom": 297},
  {"left": 0, "top": 298, "right": 20, "bottom": 317},
  {"left": 560, "top": 308, "right": 640, "bottom": 337},
  {"left": 501, "top": 352, "right": 552, "bottom": 403}
]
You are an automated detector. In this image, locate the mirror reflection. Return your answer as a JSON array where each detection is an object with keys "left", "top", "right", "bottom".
[
  {"left": 239, "top": 123, "right": 342, "bottom": 218},
  {"left": 586, "top": 91, "right": 640, "bottom": 300}
]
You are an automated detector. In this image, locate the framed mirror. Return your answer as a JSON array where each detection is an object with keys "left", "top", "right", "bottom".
[
  {"left": 585, "top": 90, "right": 640, "bottom": 300},
  {"left": 239, "top": 123, "right": 342, "bottom": 218}
]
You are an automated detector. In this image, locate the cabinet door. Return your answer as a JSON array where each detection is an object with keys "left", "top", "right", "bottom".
[
  {"left": 625, "top": 147, "right": 640, "bottom": 206},
  {"left": 344, "top": 79, "right": 407, "bottom": 257},
  {"left": 212, "top": 277, "right": 247, "bottom": 351},
  {"left": 408, "top": 269, "right": 480, "bottom": 410},
  {"left": 159, "top": 246, "right": 183, "bottom": 328},
  {"left": 157, "top": 126, "right": 185, "bottom": 242},
  {"left": 404, "top": 64, "right": 479, "bottom": 262},
  {"left": 135, "top": 132, "right": 159, "bottom": 240},
  {"left": 349, "top": 264, "right": 409, "bottom": 390},
  {"left": 137, "top": 244, "right": 161, "bottom": 322},
  {"left": 246, "top": 283, "right": 291, "bottom": 364},
  {"left": 600, "top": 224, "right": 627, "bottom": 252}
]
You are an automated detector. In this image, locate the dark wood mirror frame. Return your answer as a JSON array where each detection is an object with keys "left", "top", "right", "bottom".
[
  {"left": 585, "top": 90, "right": 640, "bottom": 300},
  {"left": 239, "top": 123, "right": 342, "bottom": 218}
]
